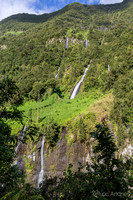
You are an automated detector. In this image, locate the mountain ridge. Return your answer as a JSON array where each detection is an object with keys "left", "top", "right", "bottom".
[{"left": 0, "top": 0, "right": 132, "bottom": 24}]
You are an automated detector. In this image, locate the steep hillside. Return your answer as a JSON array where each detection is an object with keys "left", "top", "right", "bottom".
[
  {"left": 0, "top": 0, "right": 132, "bottom": 139},
  {"left": 0, "top": 0, "right": 133, "bottom": 192}
]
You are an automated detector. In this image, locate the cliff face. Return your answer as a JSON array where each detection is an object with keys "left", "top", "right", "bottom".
[
  {"left": 16, "top": 128, "right": 90, "bottom": 187},
  {"left": 45, "top": 128, "right": 87, "bottom": 178},
  {"left": 15, "top": 93, "right": 114, "bottom": 187}
]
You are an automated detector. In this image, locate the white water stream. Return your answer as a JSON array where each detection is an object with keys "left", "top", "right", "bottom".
[
  {"left": 38, "top": 137, "right": 45, "bottom": 187},
  {"left": 70, "top": 65, "right": 90, "bottom": 99},
  {"left": 122, "top": 144, "right": 133, "bottom": 159},
  {"left": 108, "top": 64, "right": 110, "bottom": 72},
  {"left": 55, "top": 67, "right": 60, "bottom": 79},
  {"left": 65, "top": 36, "right": 69, "bottom": 48}
]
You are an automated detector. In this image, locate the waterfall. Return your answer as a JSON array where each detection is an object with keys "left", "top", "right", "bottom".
[
  {"left": 86, "top": 153, "right": 90, "bottom": 162},
  {"left": 84, "top": 39, "right": 88, "bottom": 48},
  {"left": 70, "top": 65, "right": 90, "bottom": 99},
  {"left": 65, "top": 36, "right": 69, "bottom": 48},
  {"left": 38, "top": 137, "right": 45, "bottom": 187},
  {"left": 21, "top": 125, "right": 26, "bottom": 140},
  {"left": 15, "top": 126, "right": 26, "bottom": 153},
  {"left": 122, "top": 144, "right": 133, "bottom": 162},
  {"left": 33, "top": 152, "right": 36, "bottom": 162},
  {"left": 122, "top": 144, "right": 133, "bottom": 158},
  {"left": 55, "top": 67, "right": 60, "bottom": 79},
  {"left": 108, "top": 64, "right": 110, "bottom": 72},
  {"left": 15, "top": 143, "right": 20, "bottom": 154}
]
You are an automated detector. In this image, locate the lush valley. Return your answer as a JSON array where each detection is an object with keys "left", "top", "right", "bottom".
[{"left": 0, "top": 0, "right": 133, "bottom": 199}]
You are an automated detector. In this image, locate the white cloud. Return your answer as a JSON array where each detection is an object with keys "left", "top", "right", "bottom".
[
  {"left": 100, "top": 0, "right": 123, "bottom": 4},
  {"left": 87, "top": 0, "right": 95, "bottom": 4},
  {"left": 0, "top": 0, "right": 56, "bottom": 21}
]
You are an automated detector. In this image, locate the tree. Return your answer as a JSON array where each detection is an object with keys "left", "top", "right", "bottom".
[
  {"left": 0, "top": 77, "right": 21, "bottom": 105},
  {"left": 0, "top": 78, "right": 24, "bottom": 197},
  {"left": 0, "top": 78, "right": 40, "bottom": 199},
  {"left": 41, "top": 118, "right": 60, "bottom": 148},
  {"left": 0, "top": 120, "right": 24, "bottom": 197},
  {"left": 111, "top": 72, "right": 133, "bottom": 125},
  {"left": 89, "top": 125, "right": 132, "bottom": 199}
]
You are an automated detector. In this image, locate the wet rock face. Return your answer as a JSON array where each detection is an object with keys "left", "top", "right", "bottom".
[
  {"left": 45, "top": 128, "right": 87, "bottom": 178},
  {"left": 17, "top": 142, "right": 27, "bottom": 156},
  {"left": 17, "top": 128, "right": 89, "bottom": 187},
  {"left": 17, "top": 157, "right": 25, "bottom": 172},
  {"left": 45, "top": 130, "right": 67, "bottom": 178}
]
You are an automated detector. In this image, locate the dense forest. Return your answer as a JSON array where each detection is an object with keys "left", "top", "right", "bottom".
[{"left": 0, "top": 0, "right": 133, "bottom": 199}]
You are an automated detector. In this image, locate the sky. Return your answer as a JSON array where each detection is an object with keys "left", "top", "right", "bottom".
[{"left": 0, "top": 0, "right": 123, "bottom": 21}]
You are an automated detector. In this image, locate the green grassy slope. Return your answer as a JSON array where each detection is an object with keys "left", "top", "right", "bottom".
[{"left": 18, "top": 90, "right": 102, "bottom": 125}]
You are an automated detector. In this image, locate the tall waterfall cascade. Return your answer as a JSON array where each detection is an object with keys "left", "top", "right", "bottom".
[
  {"left": 65, "top": 36, "right": 69, "bottom": 48},
  {"left": 70, "top": 65, "right": 90, "bottom": 99},
  {"left": 108, "top": 64, "right": 110, "bottom": 72},
  {"left": 55, "top": 67, "right": 60, "bottom": 79},
  {"left": 38, "top": 137, "right": 45, "bottom": 187}
]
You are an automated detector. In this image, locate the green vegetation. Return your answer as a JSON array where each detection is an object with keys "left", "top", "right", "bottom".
[
  {"left": 0, "top": 78, "right": 24, "bottom": 198},
  {"left": 4, "top": 31, "right": 23, "bottom": 36},
  {"left": 0, "top": 0, "right": 133, "bottom": 198},
  {"left": 41, "top": 118, "right": 61, "bottom": 148},
  {"left": 18, "top": 90, "right": 102, "bottom": 125},
  {"left": 0, "top": 78, "right": 41, "bottom": 199}
]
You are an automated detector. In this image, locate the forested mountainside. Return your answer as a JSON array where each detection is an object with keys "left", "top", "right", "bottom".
[{"left": 0, "top": 0, "right": 133, "bottom": 199}]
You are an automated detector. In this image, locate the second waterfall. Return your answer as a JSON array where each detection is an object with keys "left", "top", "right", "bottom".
[
  {"left": 70, "top": 65, "right": 90, "bottom": 99},
  {"left": 38, "top": 137, "right": 45, "bottom": 187}
]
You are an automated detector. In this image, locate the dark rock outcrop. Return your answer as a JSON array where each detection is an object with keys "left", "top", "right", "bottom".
[{"left": 17, "top": 128, "right": 90, "bottom": 187}]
